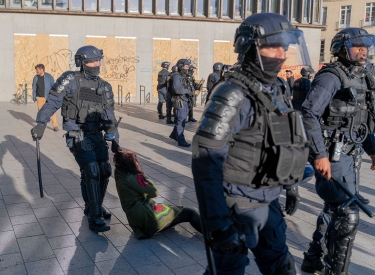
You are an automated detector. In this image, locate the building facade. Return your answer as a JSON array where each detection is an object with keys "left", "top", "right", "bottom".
[
  {"left": 1, "top": 0, "right": 323, "bottom": 103},
  {"left": 320, "top": 0, "right": 375, "bottom": 64}
]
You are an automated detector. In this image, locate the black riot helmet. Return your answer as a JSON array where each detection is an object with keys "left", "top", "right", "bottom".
[
  {"left": 330, "top": 28, "right": 375, "bottom": 64},
  {"left": 75, "top": 45, "right": 103, "bottom": 67},
  {"left": 213, "top": 62, "right": 223, "bottom": 71},
  {"left": 161, "top": 61, "right": 170, "bottom": 69},
  {"left": 176, "top": 59, "right": 191, "bottom": 71},
  {"left": 300, "top": 67, "right": 310, "bottom": 77},
  {"left": 233, "top": 13, "right": 311, "bottom": 73},
  {"left": 172, "top": 65, "right": 178, "bottom": 73},
  {"left": 189, "top": 65, "right": 196, "bottom": 74}
]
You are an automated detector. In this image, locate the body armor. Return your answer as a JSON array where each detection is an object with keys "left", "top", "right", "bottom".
[
  {"left": 195, "top": 71, "right": 309, "bottom": 188},
  {"left": 292, "top": 76, "right": 311, "bottom": 101},
  {"left": 157, "top": 69, "right": 168, "bottom": 90},
  {"left": 51, "top": 71, "right": 114, "bottom": 132},
  {"left": 318, "top": 62, "right": 370, "bottom": 133}
]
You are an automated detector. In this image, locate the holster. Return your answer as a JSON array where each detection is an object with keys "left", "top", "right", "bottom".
[
  {"left": 171, "top": 96, "right": 183, "bottom": 109},
  {"left": 68, "top": 130, "right": 92, "bottom": 152}
]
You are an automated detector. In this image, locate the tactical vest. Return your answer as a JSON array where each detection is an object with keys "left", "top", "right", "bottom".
[
  {"left": 292, "top": 77, "right": 310, "bottom": 100},
  {"left": 318, "top": 62, "right": 370, "bottom": 132},
  {"left": 222, "top": 72, "right": 309, "bottom": 188},
  {"left": 157, "top": 69, "right": 168, "bottom": 90},
  {"left": 61, "top": 72, "right": 113, "bottom": 132}
]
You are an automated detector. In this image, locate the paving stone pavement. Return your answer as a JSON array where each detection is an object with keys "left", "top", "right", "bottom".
[{"left": 0, "top": 101, "right": 374, "bottom": 275}]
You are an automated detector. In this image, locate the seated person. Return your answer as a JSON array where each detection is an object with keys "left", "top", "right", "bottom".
[{"left": 114, "top": 150, "right": 202, "bottom": 239}]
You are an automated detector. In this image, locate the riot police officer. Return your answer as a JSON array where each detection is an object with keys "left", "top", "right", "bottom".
[
  {"left": 291, "top": 67, "right": 312, "bottom": 111},
  {"left": 192, "top": 13, "right": 312, "bottom": 275},
  {"left": 157, "top": 61, "right": 170, "bottom": 119},
  {"left": 206, "top": 62, "right": 223, "bottom": 103},
  {"left": 166, "top": 65, "right": 178, "bottom": 124},
  {"left": 187, "top": 65, "right": 202, "bottom": 122},
  {"left": 31, "top": 45, "right": 121, "bottom": 233},
  {"left": 169, "top": 59, "right": 191, "bottom": 147},
  {"left": 300, "top": 28, "right": 375, "bottom": 275}
]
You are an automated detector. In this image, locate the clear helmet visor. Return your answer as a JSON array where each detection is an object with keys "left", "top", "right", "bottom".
[
  {"left": 344, "top": 34, "right": 375, "bottom": 63},
  {"left": 256, "top": 30, "right": 311, "bottom": 73}
]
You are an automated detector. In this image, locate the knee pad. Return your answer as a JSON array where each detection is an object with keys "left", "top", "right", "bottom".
[
  {"left": 334, "top": 205, "right": 359, "bottom": 236},
  {"left": 325, "top": 205, "right": 359, "bottom": 274},
  {"left": 99, "top": 161, "right": 112, "bottom": 180},
  {"left": 84, "top": 162, "right": 100, "bottom": 181}
]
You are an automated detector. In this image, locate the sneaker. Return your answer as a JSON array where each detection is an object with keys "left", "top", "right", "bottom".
[
  {"left": 178, "top": 142, "right": 191, "bottom": 147},
  {"left": 159, "top": 115, "right": 166, "bottom": 119},
  {"left": 166, "top": 120, "right": 175, "bottom": 125},
  {"left": 53, "top": 127, "right": 59, "bottom": 132},
  {"left": 188, "top": 118, "right": 197, "bottom": 122}
]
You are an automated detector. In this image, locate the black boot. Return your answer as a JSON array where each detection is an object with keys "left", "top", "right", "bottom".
[
  {"left": 301, "top": 242, "right": 325, "bottom": 273},
  {"left": 84, "top": 162, "right": 110, "bottom": 233}
]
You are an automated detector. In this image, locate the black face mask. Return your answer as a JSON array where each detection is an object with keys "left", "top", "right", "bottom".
[
  {"left": 260, "top": 55, "right": 286, "bottom": 73},
  {"left": 180, "top": 68, "right": 189, "bottom": 75},
  {"left": 242, "top": 48, "right": 283, "bottom": 84},
  {"left": 84, "top": 66, "right": 100, "bottom": 77}
]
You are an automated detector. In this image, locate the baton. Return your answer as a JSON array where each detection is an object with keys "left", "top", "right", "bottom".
[
  {"left": 331, "top": 177, "right": 373, "bottom": 218},
  {"left": 200, "top": 218, "right": 217, "bottom": 275},
  {"left": 36, "top": 138, "right": 44, "bottom": 198}
]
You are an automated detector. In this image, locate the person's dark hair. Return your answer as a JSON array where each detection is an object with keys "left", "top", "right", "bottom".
[
  {"left": 113, "top": 151, "right": 144, "bottom": 175},
  {"left": 35, "top": 64, "right": 45, "bottom": 70},
  {"left": 285, "top": 70, "right": 292, "bottom": 74}
]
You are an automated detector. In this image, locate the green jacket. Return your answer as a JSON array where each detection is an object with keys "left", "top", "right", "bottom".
[{"left": 115, "top": 170, "right": 183, "bottom": 239}]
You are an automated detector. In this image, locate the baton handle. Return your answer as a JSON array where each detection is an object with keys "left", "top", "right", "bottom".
[
  {"left": 331, "top": 177, "right": 373, "bottom": 218},
  {"left": 199, "top": 219, "right": 217, "bottom": 275},
  {"left": 36, "top": 138, "right": 43, "bottom": 198}
]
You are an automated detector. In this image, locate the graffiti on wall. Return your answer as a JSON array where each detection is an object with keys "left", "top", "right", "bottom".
[
  {"left": 34, "top": 49, "right": 76, "bottom": 79},
  {"left": 104, "top": 56, "right": 139, "bottom": 81}
]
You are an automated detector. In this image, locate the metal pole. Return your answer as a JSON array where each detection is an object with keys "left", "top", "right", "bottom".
[
  {"left": 121, "top": 88, "right": 123, "bottom": 107},
  {"left": 144, "top": 87, "right": 146, "bottom": 107},
  {"left": 140, "top": 85, "right": 142, "bottom": 105},
  {"left": 24, "top": 83, "right": 28, "bottom": 105},
  {"left": 118, "top": 85, "right": 120, "bottom": 106},
  {"left": 36, "top": 138, "right": 43, "bottom": 198}
]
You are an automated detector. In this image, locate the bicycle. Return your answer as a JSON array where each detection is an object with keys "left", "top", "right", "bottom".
[{"left": 11, "top": 84, "right": 26, "bottom": 106}]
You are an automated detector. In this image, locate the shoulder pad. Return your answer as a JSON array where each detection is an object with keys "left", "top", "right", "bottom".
[
  {"left": 49, "top": 71, "right": 75, "bottom": 96},
  {"left": 195, "top": 81, "right": 245, "bottom": 148}
]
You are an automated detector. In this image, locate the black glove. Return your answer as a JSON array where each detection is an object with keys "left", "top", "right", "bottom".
[
  {"left": 31, "top": 125, "right": 46, "bottom": 141},
  {"left": 285, "top": 186, "right": 300, "bottom": 216},
  {"left": 211, "top": 225, "right": 246, "bottom": 253},
  {"left": 111, "top": 141, "right": 122, "bottom": 153}
]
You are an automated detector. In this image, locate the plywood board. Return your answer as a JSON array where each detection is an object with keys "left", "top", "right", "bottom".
[
  {"left": 152, "top": 38, "right": 200, "bottom": 98},
  {"left": 86, "top": 36, "right": 138, "bottom": 100},
  {"left": 14, "top": 34, "right": 71, "bottom": 98},
  {"left": 213, "top": 41, "right": 238, "bottom": 66},
  {"left": 152, "top": 39, "right": 171, "bottom": 96}
]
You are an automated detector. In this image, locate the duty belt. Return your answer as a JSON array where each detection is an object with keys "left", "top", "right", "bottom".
[
  {"left": 324, "top": 138, "right": 355, "bottom": 155},
  {"left": 224, "top": 194, "right": 271, "bottom": 209}
]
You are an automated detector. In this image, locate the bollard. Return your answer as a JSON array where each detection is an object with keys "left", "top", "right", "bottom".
[
  {"left": 24, "top": 83, "right": 28, "bottom": 105},
  {"left": 125, "top": 92, "right": 130, "bottom": 103},
  {"left": 118, "top": 85, "right": 120, "bottom": 106},
  {"left": 140, "top": 85, "right": 145, "bottom": 105}
]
